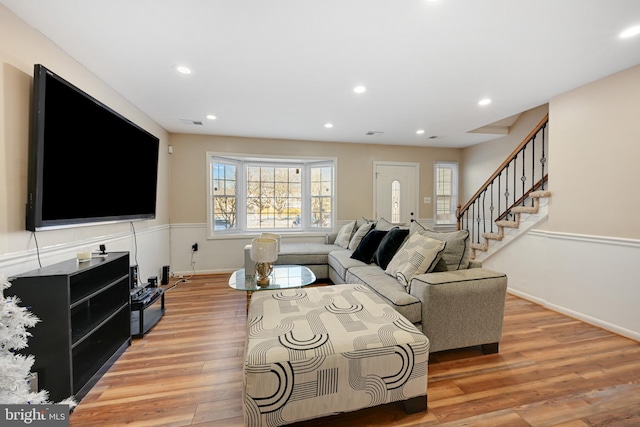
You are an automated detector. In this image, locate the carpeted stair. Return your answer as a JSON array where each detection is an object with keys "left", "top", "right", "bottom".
[{"left": 470, "top": 190, "right": 551, "bottom": 259}]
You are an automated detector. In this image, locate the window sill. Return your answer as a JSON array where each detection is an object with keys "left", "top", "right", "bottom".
[{"left": 207, "top": 231, "right": 330, "bottom": 241}]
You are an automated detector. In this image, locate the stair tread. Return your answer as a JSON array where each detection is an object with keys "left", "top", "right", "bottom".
[
  {"left": 530, "top": 190, "right": 551, "bottom": 198},
  {"left": 511, "top": 206, "right": 538, "bottom": 214},
  {"left": 496, "top": 220, "right": 519, "bottom": 228},
  {"left": 483, "top": 232, "right": 504, "bottom": 240},
  {"left": 464, "top": 188, "right": 551, "bottom": 260}
]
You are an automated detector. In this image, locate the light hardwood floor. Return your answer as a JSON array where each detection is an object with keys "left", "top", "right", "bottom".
[{"left": 69, "top": 274, "right": 640, "bottom": 426}]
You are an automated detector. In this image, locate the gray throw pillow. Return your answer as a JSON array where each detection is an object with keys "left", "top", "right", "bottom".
[
  {"left": 374, "top": 217, "right": 395, "bottom": 231},
  {"left": 348, "top": 222, "right": 375, "bottom": 250},
  {"left": 408, "top": 220, "right": 426, "bottom": 235},
  {"left": 420, "top": 229, "right": 470, "bottom": 271},
  {"left": 334, "top": 221, "right": 356, "bottom": 249},
  {"left": 385, "top": 233, "right": 446, "bottom": 290}
]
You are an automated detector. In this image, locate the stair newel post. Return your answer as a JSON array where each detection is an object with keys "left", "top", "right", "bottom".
[{"left": 457, "top": 204, "right": 462, "bottom": 230}]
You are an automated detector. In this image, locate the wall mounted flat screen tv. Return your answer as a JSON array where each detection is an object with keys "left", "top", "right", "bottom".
[{"left": 26, "top": 64, "right": 160, "bottom": 231}]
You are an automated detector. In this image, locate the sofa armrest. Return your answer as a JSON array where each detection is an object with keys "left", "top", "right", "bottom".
[
  {"left": 409, "top": 268, "right": 507, "bottom": 353},
  {"left": 468, "top": 259, "right": 483, "bottom": 269},
  {"left": 325, "top": 232, "right": 338, "bottom": 244}
]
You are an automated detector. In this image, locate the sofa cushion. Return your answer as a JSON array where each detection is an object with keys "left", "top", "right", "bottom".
[
  {"left": 385, "top": 233, "right": 446, "bottom": 289},
  {"left": 345, "top": 266, "right": 422, "bottom": 324},
  {"left": 348, "top": 222, "right": 375, "bottom": 251},
  {"left": 355, "top": 216, "right": 374, "bottom": 229},
  {"left": 335, "top": 221, "right": 356, "bottom": 248},
  {"left": 275, "top": 242, "right": 339, "bottom": 266},
  {"left": 374, "top": 217, "right": 396, "bottom": 231},
  {"left": 409, "top": 220, "right": 427, "bottom": 235},
  {"left": 374, "top": 227, "right": 410, "bottom": 270},
  {"left": 351, "top": 229, "right": 388, "bottom": 263},
  {"left": 420, "top": 229, "right": 471, "bottom": 271},
  {"left": 328, "top": 249, "right": 368, "bottom": 282}
]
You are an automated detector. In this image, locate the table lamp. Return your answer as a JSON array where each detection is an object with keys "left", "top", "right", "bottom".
[
  {"left": 260, "top": 233, "right": 281, "bottom": 252},
  {"left": 250, "top": 237, "right": 278, "bottom": 286}
]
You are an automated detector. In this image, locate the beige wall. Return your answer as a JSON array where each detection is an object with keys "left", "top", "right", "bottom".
[
  {"left": 0, "top": 5, "right": 170, "bottom": 272},
  {"left": 548, "top": 64, "right": 640, "bottom": 239},
  {"left": 461, "top": 104, "right": 549, "bottom": 202},
  {"left": 168, "top": 134, "right": 462, "bottom": 224}
]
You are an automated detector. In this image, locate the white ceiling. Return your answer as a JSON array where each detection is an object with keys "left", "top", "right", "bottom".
[{"left": 3, "top": 0, "right": 640, "bottom": 147}]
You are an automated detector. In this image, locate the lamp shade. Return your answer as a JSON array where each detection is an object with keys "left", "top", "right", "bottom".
[
  {"left": 250, "top": 237, "right": 278, "bottom": 263},
  {"left": 260, "top": 233, "right": 281, "bottom": 252}
]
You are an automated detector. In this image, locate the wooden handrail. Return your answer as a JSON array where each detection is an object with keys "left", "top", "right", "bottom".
[{"left": 458, "top": 113, "right": 549, "bottom": 217}]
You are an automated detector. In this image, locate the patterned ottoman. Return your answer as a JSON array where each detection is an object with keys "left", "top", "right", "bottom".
[{"left": 243, "top": 284, "right": 429, "bottom": 426}]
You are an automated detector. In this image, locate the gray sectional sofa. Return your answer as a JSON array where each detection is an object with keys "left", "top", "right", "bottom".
[{"left": 243, "top": 218, "right": 508, "bottom": 353}]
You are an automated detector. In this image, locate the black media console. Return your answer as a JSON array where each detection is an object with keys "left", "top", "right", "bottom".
[
  {"left": 130, "top": 285, "right": 164, "bottom": 337},
  {"left": 9, "top": 252, "right": 131, "bottom": 403}
]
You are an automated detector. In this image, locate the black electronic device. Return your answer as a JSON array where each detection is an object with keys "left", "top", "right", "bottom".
[
  {"left": 26, "top": 64, "right": 160, "bottom": 231},
  {"left": 148, "top": 276, "right": 158, "bottom": 287},
  {"left": 161, "top": 265, "right": 170, "bottom": 285},
  {"left": 131, "top": 287, "right": 162, "bottom": 308},
  {"left": 129, "top": 265, "right": 138, "bottom": 289}
]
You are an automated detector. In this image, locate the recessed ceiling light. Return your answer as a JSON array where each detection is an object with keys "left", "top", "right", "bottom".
[
  {"left": 175, "top": 65, "right": 192, "bottom": 75},
  {"left": 478, "top": 98, "right": 492, "bottom": 106},
  {"left": 620, "top": 25, "right": 640, "bottom": 39},
  {"left": 416, "top": 130, "right": 425, "bottom": 135},
  {"left": 206, "top": 114, "right": 217, "bottom": 120},
  {"left": 353, "top": 85, "right": 367, "bottom": 94},
  {"left": 324, "top": 123, "right": 334, "bottom": 128}
]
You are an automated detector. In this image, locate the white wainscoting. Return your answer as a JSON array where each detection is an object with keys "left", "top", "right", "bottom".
[
  {"left": 483, "top": 228, "right": 640, "bottom": 342},
  {"left": 0, "top": 225, "right": 170, "bottom": 284},
  {"left": 169, "top": 218, "right": 436, "bottom": 275}
]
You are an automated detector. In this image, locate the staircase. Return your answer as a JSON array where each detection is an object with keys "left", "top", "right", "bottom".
[
  {"left": 469, "top": 190, "right": 551, "bottom": 260},
  {"left": 458, "top": 114, "right": 550, "bottom": 260}
]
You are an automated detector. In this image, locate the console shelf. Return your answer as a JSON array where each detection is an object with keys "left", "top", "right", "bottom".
[{"left": 9, "top": 252, "right": 131, "bottom": 403}]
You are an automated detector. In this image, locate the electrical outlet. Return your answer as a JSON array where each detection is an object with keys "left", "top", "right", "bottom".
[{"left": 192, "top": 242, "right": 198, "bottom": 252}]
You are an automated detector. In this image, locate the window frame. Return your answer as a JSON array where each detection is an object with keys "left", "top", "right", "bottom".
[
  {"left": 207, "top": 153, "right": 336, "bottom": 238},
  {"left": 433, "top": 161, "right": 459, "bottom": 227}
]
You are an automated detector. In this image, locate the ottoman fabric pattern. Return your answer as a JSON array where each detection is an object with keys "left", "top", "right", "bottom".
[{"left": 243, "top": 284, "right": 429, "bottom": 426}]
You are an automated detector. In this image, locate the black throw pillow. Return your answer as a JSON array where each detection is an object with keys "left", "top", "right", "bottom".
[
  {"left": 351, "top": 229, "right": 388, "bottom": 263},
  {"left": 375, "top": 227, "right": 410, "bottom": 270}
]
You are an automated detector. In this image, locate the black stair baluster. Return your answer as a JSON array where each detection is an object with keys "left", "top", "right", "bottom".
[
  {"left": 504, "top": 164, "right": 509, "bottom": 220},
  {"left": 471, "top": 201, "right": 476, "bottom": 244},
  {"left": 512, "top": 154, "right": 517, "bottom": 212},
  {"left": 531, "top": 135, "right": 536, "bottom": 206},
  {"left": 541, "top": 123, "right": 547, "bottom": 190},
  {"left": 521, "top": 147, "right": 526, "bottom": 206},
  {"left": 490, "top": 182, "right": 495, "bottom": 233},
  {"left": 497, "top": 172, "right": 501, "bottom": 225}
]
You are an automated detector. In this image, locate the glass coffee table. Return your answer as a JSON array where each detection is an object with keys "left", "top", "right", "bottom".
[{"left": 229, "top": 265, "right": 316, "bottom": 310}]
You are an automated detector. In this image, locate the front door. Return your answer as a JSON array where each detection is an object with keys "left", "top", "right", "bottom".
[{"left": 374, "top": 162, "right": 419, "bottom": 224}]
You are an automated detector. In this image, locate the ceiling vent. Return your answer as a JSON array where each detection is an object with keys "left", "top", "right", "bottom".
[
  {"left": 180, "top": 119, "right": 203, "bottom": 125},
  {"left": 366, "top": 130, "right": 384, "bottom": 136}
]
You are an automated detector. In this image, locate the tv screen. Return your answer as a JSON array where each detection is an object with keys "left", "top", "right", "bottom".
[{"left": 26, "top": 64, "right": 160, "bottom": 231}]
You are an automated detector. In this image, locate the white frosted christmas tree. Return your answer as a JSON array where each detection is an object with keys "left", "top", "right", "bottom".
[{"left": 0, "top": 274, "right": 75, "bottom": 407}]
